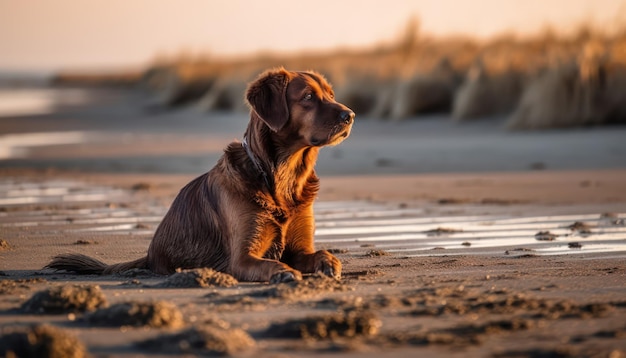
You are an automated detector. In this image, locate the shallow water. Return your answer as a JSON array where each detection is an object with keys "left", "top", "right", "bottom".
[
  {"left": 314, "top": 201, "right": 626, "bottom": 258},
  {"left": 0, "top": 179, "right": 128, "bottom": 205},
  {"left": 1, "top": 179, "right": 624, "bottom": 259},
  {"left": 0, "top": 88, "right": 91, "bottom": 117},
  {"left": 0, "top": 131, "right": 97, "bottom": 160}
]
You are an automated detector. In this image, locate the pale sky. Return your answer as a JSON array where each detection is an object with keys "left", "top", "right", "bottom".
[{"left": 1, "top": 0, "right": 625, "bottom": 72}]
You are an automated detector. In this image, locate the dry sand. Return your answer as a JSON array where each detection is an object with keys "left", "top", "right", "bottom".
[{"left": 1, "top": 169, "right": 625, "bottom": 357}]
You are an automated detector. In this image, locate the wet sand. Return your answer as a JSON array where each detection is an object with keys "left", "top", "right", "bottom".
[
  {"left": 1, "top": 88, "right": 626, "bottom": 356},
  {"left": 1, "top": 170, "right": 625, "bottom": 357}
]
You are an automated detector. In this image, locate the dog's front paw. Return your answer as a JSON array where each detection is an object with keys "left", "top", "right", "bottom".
[
  {"left": 313, "top": 250, "right": 342, "bottom": 279},
  {"left": 270, "top": 269, "right": 303, "bottom": 284}
]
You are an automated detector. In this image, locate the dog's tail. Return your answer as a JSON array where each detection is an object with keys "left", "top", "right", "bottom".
[{"left": 44, "top": 254, "right": 148, "bottom": 275}]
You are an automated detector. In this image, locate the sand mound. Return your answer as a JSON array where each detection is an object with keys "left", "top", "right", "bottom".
[
  {"left": 84, "top": 300, "right": 185, "bottom": 328},
  {"left": 20, "top": 284, "right": 107, "bottom": 314},
  {"left": 154, "top": 268, "right": 238, "bottom": 288},
  {"left": 0, "top": 324, "right": 87, "bottom": 358},
  {"left": 383, "top": 318, "right": 536, "bottom": 346},
  {"left": 255, "top": 274, "right": 349, "bottom": 300},
  {"left": 137, "top": 320, "right": 255, "bottom": 355},
  {"left": 405, "top": 288, "right": 615, "bottom": 319},
  {"left": 264, "top": 311, "right": 381, "bottom": 340},
  {"left": 203, "top": 274, "right": 351, "bottom": 309},
  {"left": 364, "top": 249, "right": 390, "bottom": 257}
]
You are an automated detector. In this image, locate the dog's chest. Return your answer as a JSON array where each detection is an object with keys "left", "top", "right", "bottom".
[
  {"left": 256, "top": 196, "right": 294, "bottom": 225},
  {"left": 271, "top": 208, "right": 288, "bottom": 224},
  {"left": 255, "top": 185, "right": 314, "bottom": 224}
]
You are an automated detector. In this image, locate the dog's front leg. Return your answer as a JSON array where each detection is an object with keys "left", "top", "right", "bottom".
[
  {"left": 229, "top": 222, "right": 303, "bottom": 283},
  {"left": 282, "top": 207, "right": 342, "bottom": 279}
]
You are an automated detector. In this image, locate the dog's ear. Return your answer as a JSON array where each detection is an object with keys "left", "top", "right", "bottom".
[{"left": 245, "top": 68, "right": 292, "bottom": 132}]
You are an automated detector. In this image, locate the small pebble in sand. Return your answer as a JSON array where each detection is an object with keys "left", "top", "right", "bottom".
[
  {"left": 425, "top": 227, "right": 463, "bottom": 236},
  {"left": 566, "top": 221, "right": 592, "bottom": 234},
  {"left": 530, "top": 162, "right": 546, "bottom": 170},
  {"left": 505, "top": 248, "right": 534, "bottom": 255},
  {"left": 0, "top": 325, "right": 87, "bottom": 358},
  {"left": 0, "top": 239, "right": 11, "bottom": 251},
  {"left": 365, "top": 249, "right": 390, "bottom": 257},
  {"left": 535, "top": 231, "right": 558, "bottom": 241},
  {"left": 437, "top": 198, "right": 470, "bottom": 205},
  {"left": 568, "top": 242, "right": 583, "bottom": 249},
  {"left": 73, "top": 239, "right": 96, "bottom": 245},
  {"left": 21, "top": 284, "right": 108, "bottom": 314},
  {"left": 375, "top": 158, "right": 394, "bottom": 167},
  {"left": 327, "top": 248, "right": 349, "bottom": 254},
  {"left": 131, "top": 182, "right": 152, "bottom": 191}
]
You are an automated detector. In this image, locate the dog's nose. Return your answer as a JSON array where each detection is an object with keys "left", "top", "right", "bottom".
[{"left": 339, "top": 110, "right": 355, "bottom": 125}]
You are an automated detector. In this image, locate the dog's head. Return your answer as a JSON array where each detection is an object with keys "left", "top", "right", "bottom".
[{"left": 245, "top": 68, "right": 354, "bottom": 147}]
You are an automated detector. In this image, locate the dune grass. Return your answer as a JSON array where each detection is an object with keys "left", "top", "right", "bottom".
[{"left": 55, "top": 21, "right": 626, "bottom": 129}]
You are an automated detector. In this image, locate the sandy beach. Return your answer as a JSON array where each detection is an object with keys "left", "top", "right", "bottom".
[{"left": 1, "top": 87, "right": 626, "bottom": 357}]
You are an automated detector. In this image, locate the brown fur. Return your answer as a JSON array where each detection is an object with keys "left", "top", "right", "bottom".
[{"left": 46, "top": 68, "right": 355, "bottom": 283}]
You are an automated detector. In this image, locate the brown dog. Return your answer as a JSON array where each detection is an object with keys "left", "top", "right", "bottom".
[{"left": 45, "top": 68, "right": 355, "bottom": 283}]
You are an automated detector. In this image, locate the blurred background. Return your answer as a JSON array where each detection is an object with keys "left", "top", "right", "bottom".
[{"left": 1, "top": 0, "right": 626, "bottom": 175}]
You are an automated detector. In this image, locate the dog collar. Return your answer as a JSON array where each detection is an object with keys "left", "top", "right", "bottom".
[{"left": 242, "top": 136, "right": 272, "bottom": 190}]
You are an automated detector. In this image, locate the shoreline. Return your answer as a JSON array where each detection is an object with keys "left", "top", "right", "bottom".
[{"left": 3, "top": 167, "right": 624, "bottom": 204}]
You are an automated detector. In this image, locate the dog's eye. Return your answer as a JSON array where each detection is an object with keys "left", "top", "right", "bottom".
[{"left": 303, "top": 93, "right": 313, "bottom": 101}]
